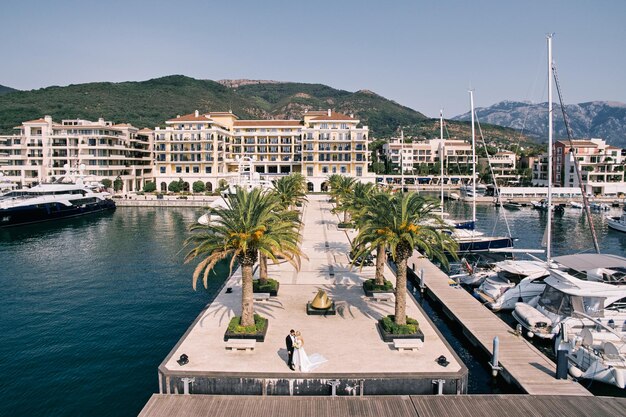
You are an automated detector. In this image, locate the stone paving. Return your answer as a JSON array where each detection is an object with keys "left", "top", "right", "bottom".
[{"left": 161, "top": 195, "right": 462, "bottom": 376}]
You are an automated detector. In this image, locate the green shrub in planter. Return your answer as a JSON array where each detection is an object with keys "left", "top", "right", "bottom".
[
  {"left": 253, "top": 278, "right": 279, "bottom": 293},
  {"left": 337, "top": 222, "right": 354, "bottom": 229},
  {"left": 227, "top": 314, "right": 268, "bottom": 334},
  {"left": 364, "top": 279, "right": 393, "bottom": 292},
  {"left": 380, "top": 315, "right": 419, "bottom": 335}
]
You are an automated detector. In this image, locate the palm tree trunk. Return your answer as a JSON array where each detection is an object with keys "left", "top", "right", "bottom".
[
  {"left": 394, "top": 257, "right": 408, "bottom": 326},
  {"left": 241, "top": 263, "right": 255, "bottom": 327},
  {"left": 343, "top": 209, "right": 348, "bottom": 224},
  {"left": 375, "top": 243, "right": 386, "bottom": 285},
  {"left": 259, "top": 254, "right": 268, "bottom": 284}
]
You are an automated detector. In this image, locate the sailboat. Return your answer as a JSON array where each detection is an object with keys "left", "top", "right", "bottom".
[{"left": 448, "top": 92, "right": 514, "bottom": 253}]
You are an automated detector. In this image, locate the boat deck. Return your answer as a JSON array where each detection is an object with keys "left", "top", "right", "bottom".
[{"left": 407, "top": 253, "right": 592, "bottom": 396}]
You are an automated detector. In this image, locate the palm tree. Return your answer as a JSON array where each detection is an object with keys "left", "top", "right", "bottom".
[
  {"left": 184, "top": 187, "right": 303, "bottom": 327},
  {"left": 272, "top": 174, "right": 307, "bottom": 211},
  {"left": 353, "top": 191, "right": 458, "bottom": 326},
  {"left": 328, "top": 175, "right": 356, "bottom": 224}
]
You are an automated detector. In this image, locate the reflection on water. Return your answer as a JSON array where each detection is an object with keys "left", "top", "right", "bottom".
[{"left": 0, "top": 207, "right": 229, "bottom": 417}]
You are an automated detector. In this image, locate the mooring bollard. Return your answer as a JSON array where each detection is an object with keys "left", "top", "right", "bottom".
[
  {"left": 327, "top": 380, "right": 340, "bottom": 396},
  {"left": 419, "top": 268, "right": 426, "bottom": 293},
  {"left": 556, "top": 323, "right": 569, "bottom": 380},
  {"left": 490, "top": 336, "right": 502, "bottom": 377},
  {"left": 432, "top": 379, "right": 445, "bottom": 395},
  {"left": 181, "top": 377, "right": 195, "bottom": 395}
]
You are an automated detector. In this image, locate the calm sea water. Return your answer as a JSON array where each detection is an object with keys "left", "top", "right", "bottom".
[
  {"left": 0, "top": 208, "right": 227, "bottom": 417},
  {"left": 0, "top": 202, "right": 624, "bottom": 416}
]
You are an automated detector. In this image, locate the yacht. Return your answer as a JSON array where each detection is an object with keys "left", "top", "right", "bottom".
[
  {"left": 607, "top": 211, "right": 626, "bottom": 233},
  {"left": 0, "top": 180, "right": 115, "bottom": 227},
  {"left": 557, "top": 327, "right": 626, "bottom": 389},
  {"left": 475, "top": 260, "right": 550, "bottom": 311},
  {"left": 512, "top": 261, "right": 626, "bottom": 340}
]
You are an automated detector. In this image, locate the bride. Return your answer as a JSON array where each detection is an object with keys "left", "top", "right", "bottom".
[{"left": 292, "top": 331, "right": 327, "bottom": 372}]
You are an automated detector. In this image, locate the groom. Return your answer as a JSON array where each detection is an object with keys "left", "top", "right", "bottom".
[{"left": 285, "top": 329, "right": 296, "bottom": 370}]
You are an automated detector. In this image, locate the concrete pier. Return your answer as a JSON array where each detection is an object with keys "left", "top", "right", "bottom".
[{"left": 158, "top": 195, "right": 467, "bottom": 396}]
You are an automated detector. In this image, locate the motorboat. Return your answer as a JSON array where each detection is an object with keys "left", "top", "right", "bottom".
[
  {"left": 607, "top": 211, "right": 626, "bottom": 233},
  {"left": 512, "top": 262, "right": 626, "bottom": 340},
  {"left": 448, "top": 228, "right": 515, "bottom": 253},
  {"left": 450, "top": 258, "right": 499, "bottom": 286},
  {"left": 474, "top": 260, "right": 550, "bottom": 311},
  {"left": 502, "top": 201, "right": 523, "bottom": 210},
  {"left": 0, "top": 178, "right": 115, "bottom": 227},
  {"left": 590, "top": 202, "right": 610, "bottom": 211},
  {"left": 556, "top": 327, "right": 626, "bottom": 389},
  {"left": 531, "top": 199, "right": 564, "bottom": 213}
]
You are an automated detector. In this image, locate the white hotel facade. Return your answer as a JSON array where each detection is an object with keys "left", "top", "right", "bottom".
[{"left": 0, "top": 116, "right": 153, "bottom": 191}]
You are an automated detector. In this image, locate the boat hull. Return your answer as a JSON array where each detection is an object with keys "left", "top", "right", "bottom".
[
  {"left": 0, "top": 199, "right": 116, "bottom": 227},
  {"left": 457, "top": 237, "right": 514, "bottom": 253}
]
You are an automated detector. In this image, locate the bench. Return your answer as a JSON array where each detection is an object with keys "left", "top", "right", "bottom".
[
  {"left": 225, "top": 339, "right": 257, "bottom": 351},
  {"left": 253, "top": 293, "right": 271, "bottom": 301},
  {"left": 370, "top": 292, "right": 394, "bottom": 302},
  {"left": 393, "top": 339, "right": 423, "bottom": 351}
]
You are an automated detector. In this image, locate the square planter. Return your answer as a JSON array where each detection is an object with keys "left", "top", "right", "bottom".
[
  {"left": 362, "top": 279, "right": 394, "bottom": 297},
  {"left": 224, "top": 320, "right": 269, "bottom": 342},
  {"left": 377, "top": 321, "right": 424, "bottom": 343}
]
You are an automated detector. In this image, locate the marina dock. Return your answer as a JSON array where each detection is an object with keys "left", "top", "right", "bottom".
[
  {"left": 408, "top": 253, "right": 591, "bottom": 396},
  {"left": 138, "top": 394, "right": 626, "bottom": 417},
  {"left": 157, "top": 195, "right": 467, "bottom": 396}
]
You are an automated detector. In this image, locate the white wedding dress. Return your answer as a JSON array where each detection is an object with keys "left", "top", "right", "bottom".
[{"left": 293, "top": 339, "right": 327, "bottom": 372}]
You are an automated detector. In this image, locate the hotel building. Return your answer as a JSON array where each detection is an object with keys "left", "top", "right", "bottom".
[
  {"left": 382, "top": 138, "right": 473, "bottom": 183},
  {"left": 0, "top": 116, "right": 153, "bottom": 190},
  {"left": 532, "top": 138, "right": 626, "bottom": 195},
  {"left": 152, "top": 109, "right": 370, "bottom": 192}
]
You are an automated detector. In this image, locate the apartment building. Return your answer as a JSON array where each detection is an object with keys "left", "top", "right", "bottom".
[
  {"left": 479, "top": 151, "right": 518, "bottom": 184},
  {"left": 532, "top": 138, "right": 626, "bottom": 195},
  {"left": 0, "top": 116, "right": 153, "bottom": 190},
  {"left": 152, "top": 109, "right": 370, "bottom": 192},
  {"left": 382, "top": 138, "right": 473, "bottom": 181}
]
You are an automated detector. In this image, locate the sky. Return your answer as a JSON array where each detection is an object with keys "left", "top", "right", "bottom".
[{"left": 1, "top": 0, "right": 625, "bottom": 117}]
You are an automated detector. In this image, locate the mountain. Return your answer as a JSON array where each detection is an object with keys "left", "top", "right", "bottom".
[
  {"left": 453, "top": 100, "right": 626, "bottom": 148},
  {"left": 0, "top": 84, "right": 18, "bottom": 95},
  {"left": 0, "top": 76, "right": 534, "bottom": 145},
  {"left": 0, "top": 75, "right": 429, "bottom": 137}
]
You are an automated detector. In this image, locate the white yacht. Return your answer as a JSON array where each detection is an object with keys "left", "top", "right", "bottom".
[
  {"left": 197, "top": 156, "right": 273, "bottom": 225},
  {"left": 474, "top": 260, "right": 550, "bottom": 311},
  {"left": 557, "top": 327, "right": 626, "bottom": 389},
  {"left": 0, "top": 179, "right": 115, "bottom": 227},
  {"left": 607, "top": 211, "right": 626, "bottom": 233},
  {"left": 512, "top": 261, "right": 626, "bottom": 340}
]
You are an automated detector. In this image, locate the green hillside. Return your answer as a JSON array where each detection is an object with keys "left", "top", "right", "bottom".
[
  {"left": 0, "top": 84, "right": 18, "bottom": 95},
  {"left": 0, "top": 75, "right": 535, "bottom": 147}
]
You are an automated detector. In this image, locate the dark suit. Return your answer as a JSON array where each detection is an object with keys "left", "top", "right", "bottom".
[{"left": 286, "top": 334, "right": 295, "bottom": 368}]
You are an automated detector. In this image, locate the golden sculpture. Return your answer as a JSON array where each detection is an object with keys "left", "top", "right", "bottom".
[{"left": 310, "top": 289, "right": 332, "bottom": 310}]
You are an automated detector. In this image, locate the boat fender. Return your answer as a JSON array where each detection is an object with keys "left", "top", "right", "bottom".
[
  {"left": 613, "top": 368, "right": 625, "bottom": 389},
  {"left": 527, "top": 331, "right": 534, "bottom": 338},
  {"left": 569, "top": 365, "right": 583, "bottom": 379}
]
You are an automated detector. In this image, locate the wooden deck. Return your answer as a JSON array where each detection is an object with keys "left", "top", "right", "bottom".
[
  {"left": 138, "top": 394, "right": 626, "bottom": 417},
  {"left": 407, "top": 254, "right": 591, "bottom": 396}
]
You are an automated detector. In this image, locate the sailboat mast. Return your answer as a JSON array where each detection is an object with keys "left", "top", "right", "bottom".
[
  {"left": 469, "top": 90, "right": 476, "bottom": 224},
  {"left": 440, "top": 109, "right": 444, "bottom": 215},
  {"left": 547, "top": 34, "right": 553, "bottom": 265},
  {"left": 400, "top": 129, "right": 404, "bottom": 192}
]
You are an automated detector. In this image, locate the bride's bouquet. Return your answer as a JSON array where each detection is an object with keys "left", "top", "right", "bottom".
[{"left": 293, "top": 340, "right": 301, "bottom": 349}]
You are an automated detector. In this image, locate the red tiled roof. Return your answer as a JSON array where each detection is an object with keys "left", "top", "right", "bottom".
[
  {"left": 234, "top": 120, "right": 302, "bottom": 127},
  {"left": 555, "top": 140, "right": 598, "bottom": 147},
  {"left": 112, "top": 123, "right": 135, "bottom": 128},
  {"left": 166, "top": 113, "right": 213, "bottom": 122},
  {"left": 23, "top": 118, "right": 48, "bottom": 124},
  {"left": 606, "top": 145, "right": 621, "bottom": 150},
  {"left": 138, "top": 128, "right": 153, "bottom": 134},
  {"left": 310, "top": 111, "right": 356, "bottom": 121}
]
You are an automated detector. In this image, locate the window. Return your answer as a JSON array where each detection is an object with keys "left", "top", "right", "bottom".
[
  {"left": 175, "top": 166, "right": 182, "bottom": 173},
  {"left": 307, "top": 167, "right": 313, "bottom": 176},
  {"left": 185, "top": 166, "right": 190, "bottom": 173},
  {"left": 322, "top": 166, "right": 328, "bottom": 174},
  {"left": 205, "top": 166, "right": 211, "bottom": 174},
  {"left": 356, "top": 167, "right": 363, "bottom": 177},
  {"left": 193, "top": 166, "right": 199, "bottom": 173},
  {"left": 160, "top": 167, "right": 166, "bottom": 174},
  {"left": 340, "top": 166, "right": 346, "bottom": 173}
]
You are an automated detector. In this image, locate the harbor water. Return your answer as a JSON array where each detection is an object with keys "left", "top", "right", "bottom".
[{"left": 0, "top": 202, "right": 624, "bottom": 416}]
